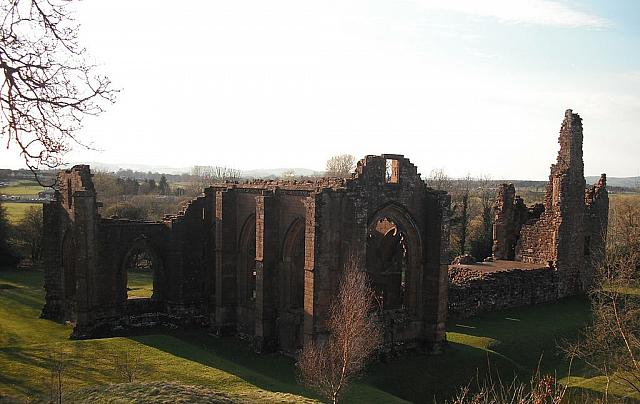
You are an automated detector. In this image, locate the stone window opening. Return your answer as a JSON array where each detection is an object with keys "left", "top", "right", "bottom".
[
  {"left": 66, "top": 178, "right": 72, "bottom": 209},
  {"left": 367, "top": 218, "right": 409, "bottom": 311},
  {"left": 385, "top": 159, "right": 400, "bottom": 184},
  {"left": 282, "top": 218, "right": 306, "bottom": 310},
  {"left": 288, "top": 229, "right": 305, "bottom": 309},
  {"left": 123, "top": 244, "right": 160, "bottom": 300}
]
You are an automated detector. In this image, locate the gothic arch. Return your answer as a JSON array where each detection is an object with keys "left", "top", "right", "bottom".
[
  {"left": 281, "top": 218, "right": 305, "bottom": 309},
  {"left": 366, "top": 203, "right": 422, "bottom": 312},
  {"left": 278, "top": 217, "right": 306, "bottom": 353},
  {"left": 238, "top": 215, "right": 257, "bottom": 304},
  {"left": 237, "top": 214, "right": 257, "bottom": 335}
]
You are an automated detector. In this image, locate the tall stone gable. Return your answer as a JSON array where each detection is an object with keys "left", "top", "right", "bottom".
[{"left": 492, "top": 110, "right": 609, "bottom": 296}]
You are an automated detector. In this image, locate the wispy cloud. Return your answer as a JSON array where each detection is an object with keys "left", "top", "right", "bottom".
[{"left": 415, "top": 0, "right": 610, "bottom": 28}]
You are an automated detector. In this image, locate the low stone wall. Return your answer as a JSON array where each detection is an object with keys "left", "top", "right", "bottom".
[{"left": 448, "top": 265, "right": 559, "bottom": 318}]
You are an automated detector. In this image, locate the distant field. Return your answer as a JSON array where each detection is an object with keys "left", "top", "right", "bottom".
[
  {"left": 610, "top": 192, "right": 640, "bottom": 202},
  {"left": 1, "top": 202, "right": 42, "bottom": 223},
  {"left": 0, "top": 181, "right": 44, "bottom": 196}
]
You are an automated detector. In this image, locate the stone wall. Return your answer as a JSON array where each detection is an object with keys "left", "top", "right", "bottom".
[{"left": 448, "top": 265, "right": 558, "bottom": 318}]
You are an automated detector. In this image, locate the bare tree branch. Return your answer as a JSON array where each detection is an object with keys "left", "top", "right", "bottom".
[
  {"left": 297, "top": 256, "right": 382, "bottom": 403},
  {"left": 0, "top": 0, "right": 117, "bottom": 179},
  {"left": 325, "top": 154, "right": 355, "bottom": 178}
]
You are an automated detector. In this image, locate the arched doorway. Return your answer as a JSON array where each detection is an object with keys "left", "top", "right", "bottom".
[
  {"left": 237, "top": 215, "right": 257, "bottom": 335},
  {"left": 121, "top": 239, "right": 163, "bottom": 301},
  {"left": 278, "top": 218, "right": 305, "bottom": 353},
  {"left": 366, "top": 205, "right": 422, "bottom": 314}
]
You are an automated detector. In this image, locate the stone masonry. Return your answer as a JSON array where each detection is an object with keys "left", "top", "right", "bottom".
[
  {"left": 41, "top": 155, "right": 451, "bottom": 354},
  {"left": 491, "top": 109, "right": 609, "bottom": 297}
]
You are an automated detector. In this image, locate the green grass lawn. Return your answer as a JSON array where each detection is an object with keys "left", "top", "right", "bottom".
[
  {"left": 0, "top": 269, "right": 401, "bottom": 403},
  {"left": 365, "top": 298, "right": 594, "bottom": 402},
  {"left": 2, "top": 202, "right": 42, "bottom": 223},
  {"left": 127, "top": 270, "right": 154, "bottom": 298},
  {"left": 0, "top": 268, "right": 633, "bottom": 403}
]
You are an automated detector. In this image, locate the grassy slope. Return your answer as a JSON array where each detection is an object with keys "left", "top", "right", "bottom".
[
  {"left": 365, "top": 298, "right": 592, "bottom": 403},
  {"left": 1, "top": 269, "right": 634, "bottom": 403},
  {"left": 0, "top": 269, "right": 403, "bottom": 403}
]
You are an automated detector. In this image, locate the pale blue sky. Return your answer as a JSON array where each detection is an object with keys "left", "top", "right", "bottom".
[{"left": 1, "top": 0, "right": 638, "bottom": 179}]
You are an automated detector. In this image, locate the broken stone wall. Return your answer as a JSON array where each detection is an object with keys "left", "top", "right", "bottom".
[
  {"left": 448, "top": 266, "right": 558, "bottom": 318},
  {"left": 43, "top": 155, "right": 451, "bottom": 352},
  {"left": 492, "top": 184, "right": 530, "bottom": 260},
  {"left": 42, "top": 165, "right": 97, "bottom": 322},
  {"left": 490, "top": 110, "right": 607, "bottom": 297},
  {"left": 583, "top": 174, "right": 609, "bottom": 289}
]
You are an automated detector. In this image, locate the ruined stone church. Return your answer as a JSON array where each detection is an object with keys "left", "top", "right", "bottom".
[
  {"left": 41, "top": 154, "right": 450, "bottom": 353},
  {"left": 41, "top": 109, "right": 608, "bottom": 353}
]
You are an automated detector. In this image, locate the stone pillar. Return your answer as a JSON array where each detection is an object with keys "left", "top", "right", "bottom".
[
  {"left": 203, "top": 188, "right": 217, "bottom": 326},
  {"left": 554, "top": 110, "right": 586, "bottom": 296},
  {"left": 254, "top": 193, "right": 278, "bottom": 352},
  {"left": 422, "top": 190, "right": 450, "bottom": 351},
  {"left": 41, "top": 200, "right": 64, "bottom": 320},
  {"left": 492, "top": 184, "right": 516, "bottom": 260},
  {"left": 213, "top": 189, "right": 237, "bottom": 334},
  {"left": 71, "top": 190, "right": 98, "bottom": 338},
  {"left": 303, "top": 195, "right": 318, "bottom": 345}
]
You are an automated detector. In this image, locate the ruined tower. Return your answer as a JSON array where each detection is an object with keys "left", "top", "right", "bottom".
[{"left": 492, "top": 110, "right": 608, "bottom": 296}]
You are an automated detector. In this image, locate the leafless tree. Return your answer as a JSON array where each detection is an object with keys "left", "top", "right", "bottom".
[
  {"left": 325, "top": 154, "right": 356, "bottom": 178},
  {"left": 14, "top": 204, "right": 43, "bottom": 262},
  {"left": 564, "top": 204, "right": 640, "bottom": 400},
  {"left": 111, "top": 348, "right": 150, "bottom": 383},
  {"left": 565, "top": 250, "right": 640, "bottom": 400},
  {"left": 607, "top": 198, "right": 640, "bottom": 256},
  {"left": 0, "top": 0, "right": 117, "bottom": 174},
  {"left": 449, "top": 174, "right": 472, "bottom": 257},
  {"left": 47, "top": 349, "right": 67, "bottom": 404},
  {"left": 426, "top": 168, "right": 453, "bottom": 192},
  {"left": 451, "top": 372, "right": 568, "bottom": 404},
  {"left": 469, "top": 174, "right": 494, "bottom": 260},
  {"left": 190, "top": 165, "right": 242, "bottom": 190},
  {"left": 281, "top": 168, "right": 296, "bottom": 179},
  {"left": 297, "top": 257, "right": 382, "bottom": 404}
]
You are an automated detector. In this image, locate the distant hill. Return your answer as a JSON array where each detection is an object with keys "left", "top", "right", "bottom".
[
  {"left": 79, "top": 162, "right": 324, "bottom": 178},
  {"left": 243, "top": 167, "right": 323, "bottom": 178},
  {"left": 498, "top": 177, "right": 639, "bottom": 190},
  {"left": 82, "top": 161, "right": 190, "bottom": 175},
  {"left": 586, "top": 176, "right": 639, "bottom": 188},
  {"left": 69, "top": 162, "right": 640, "bottom": 188}
]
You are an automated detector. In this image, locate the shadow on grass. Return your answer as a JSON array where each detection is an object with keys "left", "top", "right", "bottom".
[
  {"left": 132, "top": 331, "right": 318, "bottom": 400},
  {"left": 364, "top": 296, "right": 591, "bottom": 404}
]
